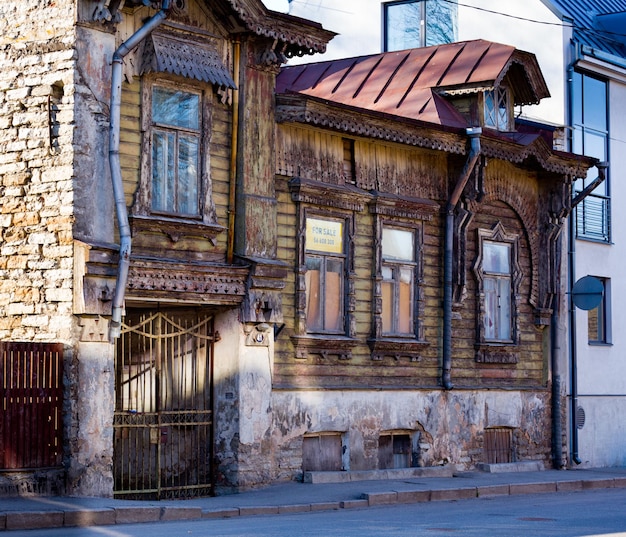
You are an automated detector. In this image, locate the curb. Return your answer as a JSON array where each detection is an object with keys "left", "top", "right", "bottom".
[{"left": 0, "top": 477, "right": 625, "bottom": 532}]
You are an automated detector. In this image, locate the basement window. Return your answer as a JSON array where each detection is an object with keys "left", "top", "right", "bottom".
[
  {"left": 302, "top": 434, "right": 343, "bottom": 472},
  {"left": 379, "top": 432, "right": 412, "bottom": 469}
]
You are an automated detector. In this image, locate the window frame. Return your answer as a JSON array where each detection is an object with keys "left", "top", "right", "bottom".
[
  {"left": 473, "top": 223, "right": 522, "bottom": 347},
  {"left": 571, "top": 70, "right": 610, "bottom": 243},
  {"left": 380, "top": 224, "right": 418, "bottom": 337},
  {"left": 382, "top": 0, "right": 457, "bottom": 51},
  {"left": 132, "top": 75, "right": 220, "bottom": 231},
  {"left": 483, "top": 87, "right": 512, "bottom": 131},
  {"left": 588, "top": 277, "right": 612, "bottom": 345},
  {"left": 303, "top": 214, "right": 347, "bottom": 335}
]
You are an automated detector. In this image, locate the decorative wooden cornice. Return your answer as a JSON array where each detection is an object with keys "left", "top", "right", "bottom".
[
  {"left": 276, "top": 95, "right": 467, "bottom": 155},
  {"left": 369, "top": 191, "right": 440, "bottom": 221},
  {"left": 129, "top": 215, "right": 225, "bottom": 244},
  {"left": 224, "top": 0, "right": 335, "bottom": 57},
  {"left": 126, "top": 258, "right": 249, "bottom": 305},
  {"left": 289, "top": 177, "right": 371, "bottom": 212},
  {"left": 290, "top": 335, "right": 358, "bottom": 361},
  {"left": 367, "top": 338, "right": 429, "bottom": 362}
]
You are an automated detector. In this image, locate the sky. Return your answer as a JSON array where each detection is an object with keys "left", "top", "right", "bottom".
[{"left": 260, "top": 0, "right": 566, "bottom": 124}]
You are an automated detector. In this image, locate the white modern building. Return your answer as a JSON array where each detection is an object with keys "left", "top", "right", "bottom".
[{"left": 271, "top": 0, "right": 626, "bottom": 468}]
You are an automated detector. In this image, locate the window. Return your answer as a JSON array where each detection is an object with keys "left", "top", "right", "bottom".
[
  {"left": 482, "top": 241, "right": 512, "bottom": 341},
  {"left": 572, "top": 71, "right": 610, "bottom": 242},
  {"left": 378, "top": 433, "right": 412, "bottom": 469},
  {"left": 588, "top": 277, "right": 611, "bottom": 345},
  {"left": 484, "top": 87, "right": 511, "bottom": 131},
  {"left": 381, "top": 226, "right": 415, "bottom": 335},
  {"left": 151, "top": 85, "right": 201, "bottom": 216},
  {"left": 304, "top": 217, "right": 345, "bottom": 333},
  {"left": 474, "top": 224, "right": 521, "bottom": 347},
  {"left": 382, "top": 0, "right": 457, "bottom": 51}
]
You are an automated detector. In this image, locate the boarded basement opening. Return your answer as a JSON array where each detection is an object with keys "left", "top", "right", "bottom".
[
  {"left": 379, "top": 432, "right": 412, "bottom": 469},
  {"left": 302, "top": 433, "right": 342, "bottom": 472},
  {"left": 483, "top": 427, "right": 514, "bottom": 464}
]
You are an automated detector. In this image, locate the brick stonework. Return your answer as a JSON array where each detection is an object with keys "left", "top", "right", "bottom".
[{"left": 0, "top": 0, "right": 76, "bottom": 342}]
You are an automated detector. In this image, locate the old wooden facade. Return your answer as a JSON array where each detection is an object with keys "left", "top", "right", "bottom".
[
  {"left": 0, "top": 0, "right": 595, "bottom": 498},
  {"left": 269, "top": 42, "right": 594, "bottom": 475}
]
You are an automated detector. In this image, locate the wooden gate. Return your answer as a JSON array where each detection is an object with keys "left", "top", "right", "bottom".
[
  {"left": 113, "top": 310, "right": 215, "bottom": 499},
  {"left": 0, "top": 342, "right": 63, "bottom": 470}
]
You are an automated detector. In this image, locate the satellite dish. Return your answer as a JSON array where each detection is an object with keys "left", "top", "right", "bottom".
[{"left": 572, "top": 275, "right": 604, "bottom": 311}]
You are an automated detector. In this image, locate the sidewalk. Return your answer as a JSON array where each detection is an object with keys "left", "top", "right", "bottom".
[{"left": 1, "top": 466, "right": 626, "bottom": 532}]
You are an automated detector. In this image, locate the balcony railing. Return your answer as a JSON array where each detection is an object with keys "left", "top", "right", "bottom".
[{"left": 575, "top": 192, "right": 611, "bottom": 243}]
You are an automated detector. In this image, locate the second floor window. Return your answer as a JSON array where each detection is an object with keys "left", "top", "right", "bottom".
[
  {"left": 381, "top": 226, "right": 415, "bottom": 335},
  {"left": 151, "top": 85, "right": 201, "bottom": 217},
  {"left": 305, "top": 217, "right": 345, "bottom": 333}
]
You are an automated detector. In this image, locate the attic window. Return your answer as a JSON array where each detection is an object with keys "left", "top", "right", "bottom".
[{"left": 484, "top": 87, "right": 511, "bottom": 131}]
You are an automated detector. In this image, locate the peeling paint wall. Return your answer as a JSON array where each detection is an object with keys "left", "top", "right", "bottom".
[{"left": 267, "top": 389, "right": 552, "bottom": 479}]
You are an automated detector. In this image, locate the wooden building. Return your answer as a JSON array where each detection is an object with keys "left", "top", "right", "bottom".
[
  {"left": 270, "top": 41, "right": 594, "bottom": 475},
  {"left": 0, "top": 0, "right": 594, "bottom": 498}
]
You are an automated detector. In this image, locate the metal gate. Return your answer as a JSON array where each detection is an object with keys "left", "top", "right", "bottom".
[{"left": 113, "top": 310, "right": 215, "bottom": 499}]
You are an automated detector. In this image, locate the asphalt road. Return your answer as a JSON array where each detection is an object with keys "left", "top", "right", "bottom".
[{"left": 7, "top": 488, "right": 626, "bottom": 537}]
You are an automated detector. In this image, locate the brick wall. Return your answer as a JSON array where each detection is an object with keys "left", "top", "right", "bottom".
[{"left": 0, "top": 0, "right": 76, "bottom": 342}]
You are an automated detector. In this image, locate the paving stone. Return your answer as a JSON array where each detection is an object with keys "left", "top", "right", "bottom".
[
  {"left": 310, "top": 501, "right": 341, "bottom": 511},
  {"left": 509, "top": 482, "right": 557, "bottom": 495},
  {"left": 159, "top": 506, "right": 202, "bottom": 521},
  {"left": 238, "top": 506, "right": 279, "bottom": 516},
  {"left": 430, "top": 487, "right": 477, "bottom": 501},
  {"left": 476, "top": 484, "right": 510, "bottom": 497},
  {"left": 556, "top": 480, "right": 583, "bottom": 492},
  {"left": 340, "top": 499, "right": 369, "bottom": 509},
  {"left": 582, "top": 478, "right": 615, "bottom": 490},
  {"left": 396, "top": 489, "right": 431, "bottom": 503},
  {"left": 202, "top": 508, "right": 240, "bottom": 519},
  {"left": 278, "top": 504, "right": 311, "bottom": 514},
  {"left": 6, "top": 511, "right": 64, "bottom": 530},
  {"left": 362, "top": 491, "right": 398, "bottom": 505},
  {"left": 64, "top": 508, "right": 116, "bottom": 527},
  {"left": 114, "top": 507, "right": 161, "bottom": 524}
]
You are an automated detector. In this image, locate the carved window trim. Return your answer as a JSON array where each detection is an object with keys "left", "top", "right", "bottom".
[
  {"left": 367, "top": 193, "right": 436, "bottom": 362},
  {"left": 289, "top": 178, "right": 367, "bottom": 360},
  {"left": 473, "top": 222, "right": 523, "bottom": 360},
  {"left": 130, "top": 74, "right": 221, "bottom": 242}
]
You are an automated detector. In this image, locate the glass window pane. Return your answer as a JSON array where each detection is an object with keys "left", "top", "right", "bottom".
[
  {"left": 425, "top": 0, "right": 457, "bottom": 46},
  {"left": 325, "top": 258, "right": 343, "bottom": 331},
  {"left": 385, "top": 1, "right": 422, "bottom": 51},
  {"left": 483, "top": 242, "right": 510, "bottom": 274},
  {"left": 382, "top": 227, "right": 414, "bottom": 261},
  {"left": 152, "top": 130, "right": 175, "bottom": 212},
  {"left": 484, "top": 90, "right": 496, "bottom": 127},
  {"left": 153, "top": 87, "right": 199, "bottom": 130},
  {"left": 484, "top": 277, "right": 497, "bottom": 340},
  {"left": 572, "top": 71, "right": 582, "bottom": 127},
  {"left": 583, "top": 76, "right": 607, "bottom": 131},
  {"left": 305, "top": 256, "right": 322, "bottom": 331},
  {"left": 178, "top": 135, "right": 199, "bottom": 215},
  {"left": 497, "top": 279, "right": 511, "bottom": 340},
  {"left": 398, "top": 267, "right": 413, "bottom": 333}
]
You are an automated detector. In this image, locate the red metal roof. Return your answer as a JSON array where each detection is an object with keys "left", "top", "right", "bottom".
[{"left": 276, "top": 40, "right": 549, "bottom": 129}]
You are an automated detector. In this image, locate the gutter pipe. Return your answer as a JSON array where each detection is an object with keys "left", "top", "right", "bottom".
[
  {"left": 442, "top": 127, "right": 482, "bottom": 390},
  {"left": 226, "top": 39, "right": 241, "bottom": 265},
  {"left": 108, "top": 1, "right": 171, "bottom": 342}
]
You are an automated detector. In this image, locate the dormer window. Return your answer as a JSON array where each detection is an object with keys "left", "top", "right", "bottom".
[{"left": 484, "top": 87, "right": 511, "bottom": 131}]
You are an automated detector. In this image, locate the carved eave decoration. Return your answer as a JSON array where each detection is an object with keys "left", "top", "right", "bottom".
[
  {"left": 126, "top": 258, "right": 249, "bottom": 306},
  {"left": 480, "top": 132, "right": 596, "bottom": 178},
  {"left": 221, "top": 0, "right": 336, "bottom": 57},
  {"left": 276, "top": 94, "right": 468, "bottom": 155},
  {"left": 369, "top": 191, "right": 440, "bottom": 221},
  {"left": 289, "top": 176, "right": 371, "bottom": 211}
]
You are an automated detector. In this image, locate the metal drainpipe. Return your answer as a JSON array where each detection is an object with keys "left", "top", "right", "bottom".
[
  {"left": 442, "top": 127, "right": 482, "bottom": 389},
  {"left": 108, "top": 1, "right": 171, "bottom": 342},
  {"left": 551, "top": 285, "right": 564, "bottom": 468},
  {"left": 226, "top": 39, "right": 240, "bottom": 265}
]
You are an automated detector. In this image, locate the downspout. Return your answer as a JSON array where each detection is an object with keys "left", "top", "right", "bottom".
[
  {"left": 227, "top": 39, "right": 241, "bottom": 265},
  {"left": 108, "top": 1, "right": 171, "bottom": 342},
  {"left": 442, "top": 127, "right": 482, "bottom": 389},
  {"left": 568, "top": 160, "right": 607, "bottom": 466}
]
